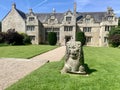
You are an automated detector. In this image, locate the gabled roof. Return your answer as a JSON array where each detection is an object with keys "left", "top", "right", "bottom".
[
  {"left": 34, "top": 12, "right": 106, "bottom": 23},
  {"left": 35, "top": 13, "right": 64, "bottom": 23},
  {"left": 16, "top": 9, "right": 27, "bottom": 19},
  {"left": 76, "top": 12, "right": 106, "bottom": 22},
  {"left": 2, "top": 8, "right": 27, "bottom": 21}
]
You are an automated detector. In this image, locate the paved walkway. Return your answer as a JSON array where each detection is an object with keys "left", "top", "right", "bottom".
[
  {"left": 32, "top": 46, "right": 66, "bottom": 62},
  {"left": 0, "top": 46, "right": 66, "bottom": 90}
]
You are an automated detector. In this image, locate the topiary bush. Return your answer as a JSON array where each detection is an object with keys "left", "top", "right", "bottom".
[
  {"left": 76, "top": 32, "right": 86, "bottom": 46},
  {"left": 48, "top": 32, "right": 57, "bottom": 45}
]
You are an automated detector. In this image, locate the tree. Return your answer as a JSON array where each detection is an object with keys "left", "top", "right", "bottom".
[
  {"left": 48, "top": 32, "right": 57, "bottom": 45},
  {"left": 21, "top": 33, "right": 31, "bottom": 45},
  {"left": 0, "top": 32, "right": 5, "bottom": 43},
  {"left": 108, "top": 27, "right": 120, "bottom": 47},
  {"left": 109, "top": 34, "right": 120, "bottom": 47},
  {"left": 5, "top": 29, "right": 23, "bottom": 45},
  {"left": 0, "top": 22, "right": 1, "bottom": 32},
  {"left": 109, "top": 27, "right": 120, "bottom": 35},
  {"left": 118, "top": 17, "right": 120, "bottom": 27},
  {"left": 76, "top": 32, "right": 86, "bottom": 46}
]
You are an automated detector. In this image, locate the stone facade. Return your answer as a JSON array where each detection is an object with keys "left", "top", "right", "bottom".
[{"left": 2, "top": 3, "right": 118, "bottom": 46}]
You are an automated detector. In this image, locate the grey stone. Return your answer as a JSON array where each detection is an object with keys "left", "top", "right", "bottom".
[{"left": 61, "top": 39, "right": 86, "bottom": 74}]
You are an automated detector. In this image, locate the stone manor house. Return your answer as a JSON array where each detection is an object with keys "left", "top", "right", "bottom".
[{"left": 2, "top": 3, "right": 118, "bottom": 46}]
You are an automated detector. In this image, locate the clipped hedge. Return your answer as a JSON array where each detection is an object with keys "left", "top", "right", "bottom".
[
  {"left": 76, "top": 32, "right": 86, "bottom": 46},
  {"left": 48, "top": 32, "right": 57, "bottom": 45}
]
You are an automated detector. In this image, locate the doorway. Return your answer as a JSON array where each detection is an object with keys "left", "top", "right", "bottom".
[{"left": 65, "top": 36, "right": 71, "bottom": 44}]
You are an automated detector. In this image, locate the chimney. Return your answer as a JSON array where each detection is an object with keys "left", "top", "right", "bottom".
[
  {"left": 12, "top": 3, "right": 16, "bottom": 9},
  {"left": 74, "top": 2, "right": 76, "bottom": 16}
]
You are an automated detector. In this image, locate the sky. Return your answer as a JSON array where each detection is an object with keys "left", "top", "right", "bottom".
[{"left": 0, "top": 0, "right": 120, "bottom": 20}]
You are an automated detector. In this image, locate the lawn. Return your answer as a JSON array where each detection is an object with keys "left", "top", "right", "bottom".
[
  {"left": 0, "top": 45, "right": 57, "bottom": 59},
  {"left": 6, "top": 47, "right": 120, "bottom": 90}
]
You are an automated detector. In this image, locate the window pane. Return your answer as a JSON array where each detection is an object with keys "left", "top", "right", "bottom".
[
  {"left": 66, "top": 17, "right": 71, "bottom": 22},
  {"left": 29, "top": 17, "right": 34, "bottom": 21}
]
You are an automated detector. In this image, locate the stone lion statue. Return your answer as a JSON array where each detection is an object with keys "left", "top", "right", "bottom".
[{"left": 61, "top": 40, "right": 86, "bottom": 74}]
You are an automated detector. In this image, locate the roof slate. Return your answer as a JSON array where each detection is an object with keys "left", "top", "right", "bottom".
[
  {"left": 16, "top": 9, "right": 27, "bottom": 19},
  {"left": 34, "top": 12, "right": 106, "bottom": 23},
  {"left": 35, "top": 13, "right": 64, "bottom": 23},
  {"left": 76, "top": 12, "right": 106, "bottom": 22},
  {"left": 22, "top": 11, "right": 106, "bottom": 23}
]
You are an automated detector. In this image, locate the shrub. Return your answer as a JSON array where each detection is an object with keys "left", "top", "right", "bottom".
[
  {"left": 108, "top": 27, "right": 120, "bottom": 47},
  {"left": 0, "top": 32, "right": 5, "bottom": 43},
  {"left": 48, "top": 32, "right": 57, "bottom": 45},
  {"left": 109, "top": 27, "right": 120, "bottom": 35},
  {"left": 0, "top": 22, "right": 1, "bottom": 32},
  {"left": 21, "top": 33, "right": 31, "bottom": 45},
  {"left": 5, "top": 29, "right": 23, "bottom": 45},
  {"left": 76, "top": 32, "right": 86, "bottom": 46},
  {"left": 108, "top": 34, "right": 120, "bottom": 47}
]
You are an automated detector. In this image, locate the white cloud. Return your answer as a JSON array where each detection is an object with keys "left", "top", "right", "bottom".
[
  {"left": 33, "top": 0, "right": 48, "bottom": 9},
  {"left": 75, "top": 0, "right": 90, "bottom": 11}
]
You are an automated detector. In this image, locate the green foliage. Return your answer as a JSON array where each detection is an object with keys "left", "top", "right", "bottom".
[
  {"left": 109, "top": 27, "right": 120, "bottom": 35},
  {"left": 0, "top": 29, "right": 31, "bottom": 45},
  {"left": 48, "top": 32, "right": 57, "bottom": 45},
  {"left": 0, "top": 32, "right": 5, "bottom": 43},
  {"left": 0, "top": 21, "right": 1, "bottom": 32},
  {"left": 0, "top": 45, "right": 57, "bottom": 58},
  {"left": 5, "top": 29, "right": 23, "bottom": 45},
  {"left": 6, "top": 47, "right": 120, "bottom": 90},
  {"left": 21, "top": 33, "right": 31, "bottom": 45},
  {"left": 108, "top": 27, "right": 120, "bottom": 47},
  {"left": 118, "top": 17, "right": 120, "bottom": 27},
  {"left": 109, "top": 34, "right": 120, "bottom": 47},
  {"left": 76, "top": 32, "right": 86, "bottom": 46}
]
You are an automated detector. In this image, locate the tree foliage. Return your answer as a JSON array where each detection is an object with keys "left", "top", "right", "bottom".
[
  {"left": 48, "top": 32, "right": 57, "bottom": 45},
  {"left": 0, "top": 29, "right": 31, "bottom": 45},
  {"left": 0, "top": 32, "right": 5, "bottom": 43},
  {"left": 76, "top": 32, "right": 86, "bottom": 46},
  {"left": 118, "top": 17, "right": 120, "bottom": 27},
  {"left": 21, "top": 33, "right": 31, "bottom": 45},
  {"left": 109, "top": 34, "right": 120, "bottom": 47},
  {"left": 108, "top": 27, "right": 120, "bottom": 47},
  {"left": 109, "top": 27, "right": 120, "bottom": 35},
  {"left": 0, "top": 22, "right": 1, "bottom": 32},
  {"left": 5, "top": 29, "right": 24, "bottom": 45}
]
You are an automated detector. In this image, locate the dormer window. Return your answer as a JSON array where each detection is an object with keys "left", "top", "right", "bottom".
[
  {"left": 51, "top": 16, "right": 55, "bottom": 19},
  {"left": 85, "top": 19, "right": 90, "bottom": 23},
  {"left": 50, "top": 19, "right": 54, "bottom": 23},
  {"left": 108, "top": 16, "right": 113, "bottom": 21},
  {"left": 66, "top": 17, "right": 72, "bottom": 22},
  {"left": 29, "top": 17, "right": 34, "bottom": 21}
]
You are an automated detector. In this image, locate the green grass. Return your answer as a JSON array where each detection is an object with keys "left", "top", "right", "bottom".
[
  {"left": 0, "top": 45, "right": 57, "bottom": 59},
  {"left": 6, "top": 47, "right": 120, "bottom": 90}
]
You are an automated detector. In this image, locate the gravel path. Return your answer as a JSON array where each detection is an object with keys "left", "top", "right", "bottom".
[
  {"left": 0, "top": 46, "right": 66, "bottom": 90},
  {"left": 32, "top": 46, "right": 66, "bottom": 62}
]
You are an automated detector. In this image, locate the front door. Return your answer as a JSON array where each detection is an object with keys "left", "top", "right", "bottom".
[{"left": 65, "top": 36, "right": 71, "bottom": 44}]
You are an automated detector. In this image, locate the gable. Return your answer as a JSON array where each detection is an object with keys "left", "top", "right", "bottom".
[{"left": 2, "top": 8, "right": 26, "bottom": 22}]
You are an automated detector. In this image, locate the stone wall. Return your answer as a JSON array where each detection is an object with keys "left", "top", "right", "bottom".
[{"left": 2, "top": 8, "right": 25, "bottom": 33}]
